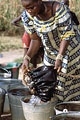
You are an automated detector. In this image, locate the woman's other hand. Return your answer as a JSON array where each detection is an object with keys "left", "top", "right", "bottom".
[{"left": 54, "top": 59, "right": 62, "bottom": 72}]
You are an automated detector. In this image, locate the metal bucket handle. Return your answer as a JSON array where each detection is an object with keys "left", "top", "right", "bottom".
[
  {"left": 0, "top": 68, "right": 11, "bottom": 78},
  {"left": 0, "top": 67, "right": 9, "bottom": 73}
]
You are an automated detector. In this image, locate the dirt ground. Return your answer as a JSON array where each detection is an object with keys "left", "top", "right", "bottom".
[{"left": 0, "top": 49, "right": 23, "bottom": 64}]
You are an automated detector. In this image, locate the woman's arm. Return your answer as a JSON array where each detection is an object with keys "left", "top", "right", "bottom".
[
  {"left": 54, "top": 2, "right": 70, "bottom": 72},
  {"left": 58, "top": 40, "right": 70, "bottom": 56},
  {"left": 27, "top": 33, "right": 41, "bottom": 58},
  {"left": 54, "top": 40, "right": 70, "bottom": 72},
  {"left": 22, "top": 33, "right": 41, "bottom": 70},
  {"left": 11, "top": 15, "right": 24, "bottom": 28}
]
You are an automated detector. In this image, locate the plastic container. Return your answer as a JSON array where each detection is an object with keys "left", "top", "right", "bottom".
[
  {"left": 8, "top": 83, "right": 31, "bottom": 120},
  {"left": 21, "top": 96, "right": 58, "bottom": 120},
  {"left": 0, "top": 88, "right": 6, "bottom": 116},
  {"left": 0, "top": 78, "right": 22, "bottom": 113},
  {"left": 0, "top": 63, "right": 21, "bottom": 79}
]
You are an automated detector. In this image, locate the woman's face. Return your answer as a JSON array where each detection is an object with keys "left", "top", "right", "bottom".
[{"left": 21, "top": 0, "right": 41, "bottom": 16}]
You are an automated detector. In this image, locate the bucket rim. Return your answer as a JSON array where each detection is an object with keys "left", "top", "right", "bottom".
[
  {"left": 0, "top": 78, "right": 21, "bottom": 81},
  {"left": 50, "top": 112, "right": 80, "bottom": 120},
  {"left": 54, "top": 101, "right": 80, "bottom": 114},
  {"left": 0, "top": 88, "right": 6, "bottom": 95},
  {"left": 8, "top": 85, "right": 28, "bottom": 93},
  {"left": 21, "top": 95, "right": 58, "bottom": 106},
  {"left": 7, "top": 86, "right": 30, "bottom": 99}
]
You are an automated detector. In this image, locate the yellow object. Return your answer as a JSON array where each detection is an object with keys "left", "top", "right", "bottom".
[
  {"left": 24, "top": 55, "right": 31, "bottom": 61},
  {"left": 56, "top": 54, "right": 63, "bottom": 61}
]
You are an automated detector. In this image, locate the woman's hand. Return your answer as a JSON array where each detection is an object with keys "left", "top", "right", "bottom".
[
  {"left": 22, "top": 58, "right": 30, "bottom": 72},
  {"left": 54, "top": 39, "right": 69, "bottom": 72},
  {"left": 54, "top": 59, "right": 62, "bottom": 72}
]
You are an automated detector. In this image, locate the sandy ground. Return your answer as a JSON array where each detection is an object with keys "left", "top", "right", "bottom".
[{"left": 0, "top": 49, "right": 24, "bottom": 63}]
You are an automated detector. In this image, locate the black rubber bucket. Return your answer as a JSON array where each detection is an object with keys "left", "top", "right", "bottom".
[{"left": 8, "top": 83, "right": 31, "bottom": 120}]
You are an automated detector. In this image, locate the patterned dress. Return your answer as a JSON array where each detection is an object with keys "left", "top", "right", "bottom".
[{"left": 21, "top": 2, "right": 80, "bottom": 102}]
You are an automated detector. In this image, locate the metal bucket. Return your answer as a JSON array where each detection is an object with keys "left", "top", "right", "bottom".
[
  {"left": 52, "top": 101, "right": 80, "bottom": 120},
  {"left": 50, "top": 112, "right": 80, "bottom": 120},
  {"left": 8, "top": 83, "right": 31, "bottom": 120},
  {"left": 0, "top": 88, "right": 6, "bottom": 116},
  {"left": 0, "top": 78, "right": 22, "bottom": 113},
  {"left": 21, "top": 96, "right": 58, "bottom": 120}
]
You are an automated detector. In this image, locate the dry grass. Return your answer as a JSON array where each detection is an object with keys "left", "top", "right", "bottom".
[
  {"left": 0, "top": 0, "right": 24, "bottom": 35},
  {"left": 0, "top": 36, "right": 23, "bottom": 52},
  {"left": 69, "top": 0, "right": 80, "bottom": 22}
]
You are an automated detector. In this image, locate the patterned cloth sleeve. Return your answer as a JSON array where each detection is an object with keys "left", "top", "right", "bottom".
[
  {"left": 55, "top": 4, "right": 76, "bottom": 41},
  {"left": 21, "top": 10, "right": 35, "bottom": 35}
]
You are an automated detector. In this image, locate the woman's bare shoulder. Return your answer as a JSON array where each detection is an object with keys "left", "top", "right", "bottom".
[{"left": 52, "top": 1, "right": 61, "bottom": 14}]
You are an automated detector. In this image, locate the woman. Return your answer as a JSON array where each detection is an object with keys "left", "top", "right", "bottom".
[
  {"left": 21, "top": 0, "right": 80, "bottom": 102},
  {"left": 11, "top": 15, "right": 44, "bottom": 68}
]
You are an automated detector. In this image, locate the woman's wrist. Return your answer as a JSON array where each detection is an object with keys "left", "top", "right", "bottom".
[
  {"left": 24, "top": 54, "right": 31, "bottom": 61},
  {"left": 56, "top": 54, "right": 63, "bottom": 61}
]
